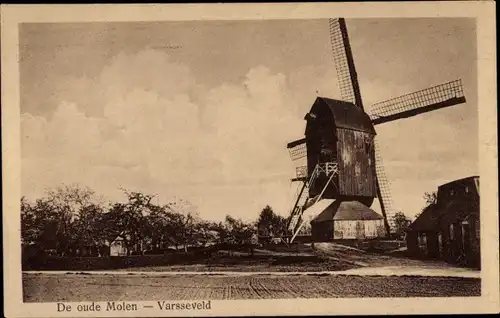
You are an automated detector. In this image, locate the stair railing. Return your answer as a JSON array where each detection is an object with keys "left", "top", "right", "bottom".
[{"left": 290, "top": 163, "right": 338, "bottom": 243}]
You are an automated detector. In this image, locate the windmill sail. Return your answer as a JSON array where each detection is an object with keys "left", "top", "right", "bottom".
[
  {"left": 373, "top": 139, "right": 396, "bottom": 234},
  {"left": 287, "top": 138, "right": 308, "bottom": 182},
  {"left": 287, "top": 138, "right": 307, "bottom": 161},
  {"left": 369, "top": 79, "right": 466, "bottom": 125},
  {"left": 329, "top": 17, "right": 394, "bottom": 235},
  {"left": 329, "top": 18, "right": 364, "bottom": 109}
]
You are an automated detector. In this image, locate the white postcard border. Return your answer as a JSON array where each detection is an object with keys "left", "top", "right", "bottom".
[{"left": 2, "top": 2, "right": 498, "bottom": 317}]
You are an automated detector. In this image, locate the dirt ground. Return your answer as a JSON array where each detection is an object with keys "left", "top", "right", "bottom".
[
  {"left": 23, "top": 243, "right": 481, "bottom": 302},
  {"left": 23, "top": 273, "right": 481, "bottom": 302},
  {"left": 100, "top": 243, "right": 463, "bottom": 273},
  {"left": 23, "top": 242, "right": 466, "bottom": 273}
]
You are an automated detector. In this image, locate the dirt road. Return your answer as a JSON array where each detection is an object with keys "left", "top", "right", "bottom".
[{"left": 23, "top": 273, "right": 480, "bottom": 302}]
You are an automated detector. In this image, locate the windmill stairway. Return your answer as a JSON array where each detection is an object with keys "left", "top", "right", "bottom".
[{"left": 287, "top": 163, "right": 338, "bottom": 243}]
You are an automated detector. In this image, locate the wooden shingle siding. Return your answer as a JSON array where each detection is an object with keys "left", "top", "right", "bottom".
[{"left": 337, "top": 128, "right": 377, "bottom": 197}]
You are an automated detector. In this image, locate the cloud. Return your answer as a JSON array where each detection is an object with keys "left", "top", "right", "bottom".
[
  {"left": 21, "top": 49, "right": 311, "bottom": 221},
  {"left": 21, "top": 43, "right": 478, "bottom": 222}
]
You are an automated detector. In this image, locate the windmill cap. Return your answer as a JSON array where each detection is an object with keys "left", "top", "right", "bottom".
[{"left": 307, "top": 97, "right": 376, "bottom": 134}]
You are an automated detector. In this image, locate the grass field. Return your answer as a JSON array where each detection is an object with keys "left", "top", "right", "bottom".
[{"left": 23, "top": 273, "right": 481, "bottom": 302}]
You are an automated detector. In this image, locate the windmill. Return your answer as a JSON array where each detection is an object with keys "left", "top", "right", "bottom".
[{"left": 286, "top": 18, "right": 466, "bottom": 242}]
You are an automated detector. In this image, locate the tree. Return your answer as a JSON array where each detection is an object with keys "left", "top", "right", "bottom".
[
  {"left": 212, "top": 221, "right": 231, "bottom": 245},
  {"left": 424, "top": 191, "right": 438, "bottom": 206},
  {"left": 415, "top": 191, "right": 438, "bottom": 219},
  {"left": 21, "top": 197, "right": 72, "bottom": 255},
  {"left": 192, "top": 220, "right": 219, "bottom": 247},
  {"left": 46, "top": 184, "right": 99, "bottom": 220},
  {"left": 165, "top": 198, "right": 200, "bottom": 253},
  {"left": 224, "top": 215, "right": 257, "bottom": 255},
  {"left": 392, "top": 211, "right": 411, "bottom": 239},
  {"left": 101, "top": 190, "right": 158, "bottom": 255},
  {"left": 145, "top": 204, "right": 173, "bottom": 251},
  {"left": 257, "top": 205, "right": 287, "bottom": 240},
  {"left": 21, "top": 197, "right": 38, "bottom": 247},
  {"left": 43, "top": 184, "right": 104, "bottom": 255},
  {"left": 72, "top": 203, "right": 107, "bottom": 255}
]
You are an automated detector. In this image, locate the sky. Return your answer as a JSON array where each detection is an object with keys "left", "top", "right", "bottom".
[{"left": 20, "top": 18, "right": 478, "bottom": 222}]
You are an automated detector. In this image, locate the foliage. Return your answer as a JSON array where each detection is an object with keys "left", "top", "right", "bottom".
[
  {"left": 21, "top": 185, "right": 102, "bottom": 255},
  {"left": 414, "top": 191, "right": 438, "bottom": 219},
  {"left": 257, "top": 205, "right": 287, "bottom": 238},
  {"left": 21, "top": 184, "right": 259, "bottom": 257},
  {"left": 392, "top": 211, "right": 412, "bottom": 238},
  {"left": 423, "top": 191, "right": 438, "bottom": 206},
  {"left": 224, "top": 215, "right": 256, "bottom": 245}
]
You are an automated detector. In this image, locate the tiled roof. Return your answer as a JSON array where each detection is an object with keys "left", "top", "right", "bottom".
[
  {"left": 311, "top": 200, "right": 383, "bottom": 223},
  {"left": 407, "top": 203, "right": 440, "bottom": 232}
]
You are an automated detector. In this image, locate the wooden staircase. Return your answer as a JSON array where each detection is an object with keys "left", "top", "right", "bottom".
[{"left": 287, "top": 162, "right": 339, "bottom": 242}]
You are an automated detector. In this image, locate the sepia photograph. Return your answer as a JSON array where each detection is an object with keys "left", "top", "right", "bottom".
[{"left": 2, "top": 3, "right": 498, "bottom": 317}]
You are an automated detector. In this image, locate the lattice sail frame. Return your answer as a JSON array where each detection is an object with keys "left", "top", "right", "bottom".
[
  {"left": 369, "top": 79, "right": 466, "bottom": 125},
  {"left": 288, "top": 141, "right": 307, "bottom": 161},
  {"left": 373, "top": 139, "right": 396, "bottom": 231},
  {"left": 329, "top": 18, "right": 357, "bottom": 105},
  {"left": 295, "top": 166, "right": 308, "bottom": 179},
  {"left": 287, "top": 139, "right": 308, "bottom": 180}
]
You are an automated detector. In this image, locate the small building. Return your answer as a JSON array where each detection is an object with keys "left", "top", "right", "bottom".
[
  {"left": 311, "top": 200, "right": 386, "bottom": 241},
  {"left": 406, "top": 203, "right": 441, "bottom": 258},
  {"left": 109, "top": 236, "right": 128, "bottom": 256},
  {"left": 407, "top": 176, "right": 480, "bottom": 268}
]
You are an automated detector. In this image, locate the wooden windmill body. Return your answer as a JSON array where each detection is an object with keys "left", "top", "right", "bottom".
[{"left": 286, "top": 19, "right": 467, "bottom": 242}]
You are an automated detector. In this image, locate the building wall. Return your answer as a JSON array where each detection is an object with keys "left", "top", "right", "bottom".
[
  {"left": 437, "top": 177, "right": 479, "bottom": 206},
  {"left": 332, "top": 219, "right": 384, "bottom": 240},
  {"left": 439, "top": 179, "right": 480, "bottom": 267},
  {"left": 311, "top": 221, "right": 333, "bottom": 242},
  {"left": 411, "top": 231, "right": 440, "bottom": 259},
  {"left": 337, "top": 128, "right": 377, "bottom": 198},
  {"left": 468, "top": 215, "right": 481, "bottom": 263},
  {"left": 406, "top": 231, "right": 419, "bottom": 255},
  {"left": 110, "top": 240, "right": 127, "bottom": 256},
  {"left": 406, "top": 177, "right": 480, "bottom": 267},
  {"left": 408, "top": 216, "right": 479, "bottom": 266},
  {"left": 364, "top": 219, "right": 385, "bottom": 238},
  {"left": 439, "top": 215, "right": 480, "bottom": 267}
]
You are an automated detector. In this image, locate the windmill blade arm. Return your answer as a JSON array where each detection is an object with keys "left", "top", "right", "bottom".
[{"left": 369, "top": 79, "right": 466, "bottom": 125}]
